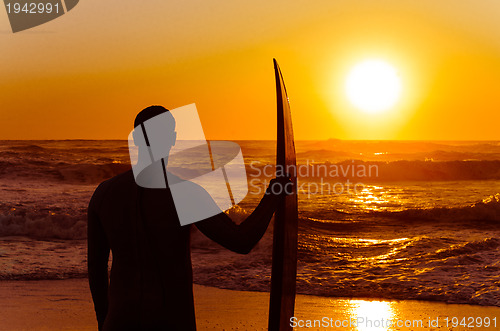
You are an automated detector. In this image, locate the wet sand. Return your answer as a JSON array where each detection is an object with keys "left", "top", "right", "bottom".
[{"left": 0, "top": 279, "right": 499, "bottom": 330}]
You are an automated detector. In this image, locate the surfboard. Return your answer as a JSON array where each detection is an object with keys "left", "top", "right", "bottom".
[{"left": 268, "top": 59, "right": 299, "bottom": 331}]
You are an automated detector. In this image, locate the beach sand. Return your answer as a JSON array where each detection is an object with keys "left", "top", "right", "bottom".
[{"left": 0, "top": 279, "right": 499, "bottom": 330}]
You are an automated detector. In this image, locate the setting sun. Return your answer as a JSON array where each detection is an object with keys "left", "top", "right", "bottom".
[{"left": 345, "top": 59, "right": 402, "bottom": 114}]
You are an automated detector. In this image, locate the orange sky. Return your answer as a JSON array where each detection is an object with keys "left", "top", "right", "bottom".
[{"left": 1, "top": 0, "right": 499, "bottom": 140}]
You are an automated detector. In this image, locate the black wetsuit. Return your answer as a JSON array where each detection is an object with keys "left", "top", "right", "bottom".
[{"left": 88, "top": 170, "right": 277, "bottom": 331}]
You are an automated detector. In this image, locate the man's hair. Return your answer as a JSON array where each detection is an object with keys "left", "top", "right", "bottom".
[{"left": 134, "top": 105, "right": 174, "bottom": 129}]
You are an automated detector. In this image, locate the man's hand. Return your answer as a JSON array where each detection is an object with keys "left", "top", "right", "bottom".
[{"left": 265, "top": 176, "right": 294, "bottom": 197}]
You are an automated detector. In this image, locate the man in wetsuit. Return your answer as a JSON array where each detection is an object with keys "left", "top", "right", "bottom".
[{"left": 88, "top": 106, "right": 288, "bottom": 331}]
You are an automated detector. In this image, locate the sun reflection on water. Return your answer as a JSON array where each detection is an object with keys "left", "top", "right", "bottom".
[
  {"left": 350, "top": 185, "right": 405, "bottom": 212},
  {"left": 350, "top": 300, "right": 394, "bottom": 331}
]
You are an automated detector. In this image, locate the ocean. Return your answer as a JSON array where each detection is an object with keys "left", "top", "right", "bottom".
[{"left": 0, "top": 140, "right": 499, "bottom": 306}]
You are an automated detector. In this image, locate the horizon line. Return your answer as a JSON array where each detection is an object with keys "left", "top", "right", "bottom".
[{"left": 0, "top": 138, "right": 499, "bottom": 142}]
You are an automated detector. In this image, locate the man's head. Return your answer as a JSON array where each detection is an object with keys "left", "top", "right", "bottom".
[
  {"left": 133, "top": 105, "right": 177, "bottom": 149},
  {"left": 134, "top": 105, "right": 174, "bottom": 130}
]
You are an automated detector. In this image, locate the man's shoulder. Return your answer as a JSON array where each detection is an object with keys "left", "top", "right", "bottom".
[
  {"left": 97, "top": 169, "right": 135, "bottom": 191},
  {"left": 89, "top": 170, "right": 135, "bottom": 210}
]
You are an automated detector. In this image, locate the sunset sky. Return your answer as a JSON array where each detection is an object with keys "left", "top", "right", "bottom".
[{"left": 1, "top": 0, "right": 499, "bottom": 140}]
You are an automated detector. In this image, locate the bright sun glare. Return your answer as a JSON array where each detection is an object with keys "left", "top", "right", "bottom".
[{"left": 345, "top": 59, "right": 402, "bottom": 114}]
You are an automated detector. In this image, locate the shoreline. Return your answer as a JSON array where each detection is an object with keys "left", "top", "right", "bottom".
[
  {"left": 1, "top": 279, "right": 499, "bottom": 330},
  {"left": 3, "top": 274, "right": 497, "bottom": 308}
]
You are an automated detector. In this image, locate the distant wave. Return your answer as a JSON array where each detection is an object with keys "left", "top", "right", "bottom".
[
  {"left": 373, "top": 160, "right": 500, "bottom": 181},
  {"left": 375, "top": 193, "right": 500, "bottom": 223},
  {"left": 0, "top": 161, "right": 130, "bottom": 184},
  {"left": 6, "top": 144, "right": 46, "bottom": 152}
]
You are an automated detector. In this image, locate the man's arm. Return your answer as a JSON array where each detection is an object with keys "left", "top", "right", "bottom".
[
  {"left": 87, "top": 190, "right": 110, "bottom": 331},
  {"left": 195, "top": 178, "right": 289, "bottom": 254}
]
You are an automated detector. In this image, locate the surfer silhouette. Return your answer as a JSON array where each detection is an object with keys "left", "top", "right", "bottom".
[{"left": 88, "top": 105, "right": 289, "bottom": 331}]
